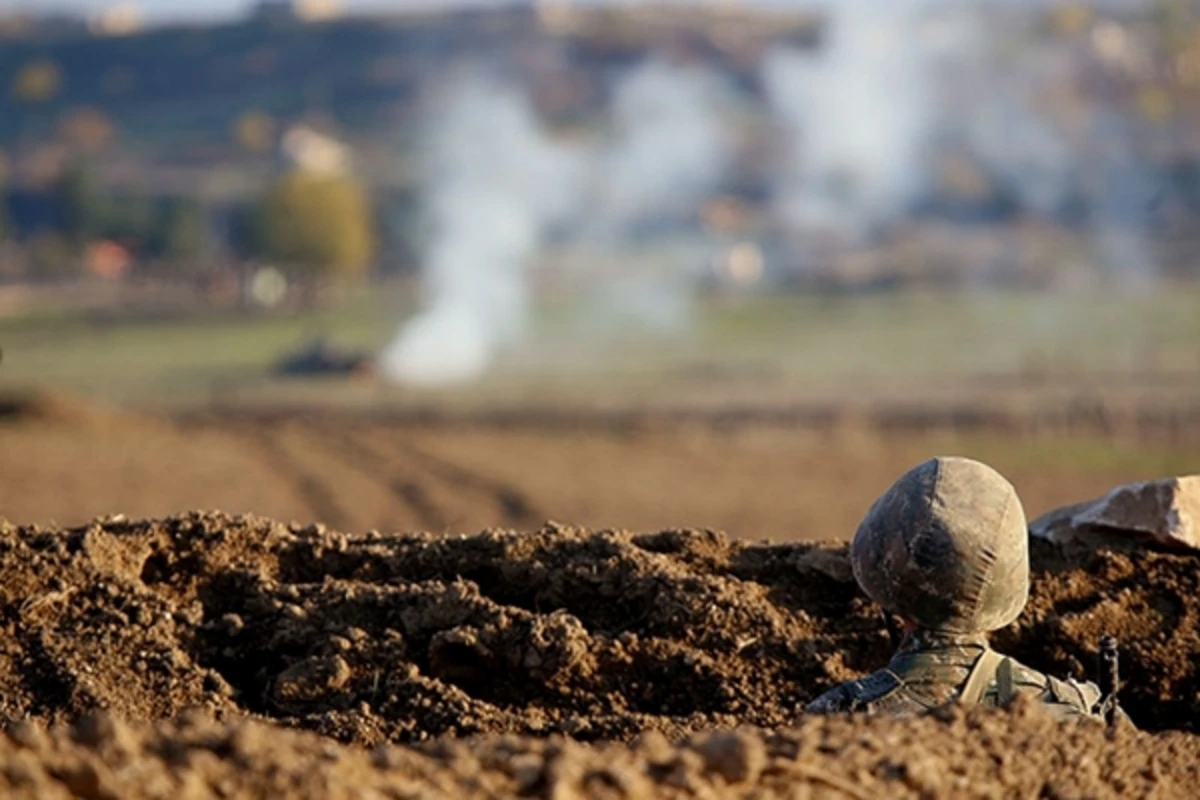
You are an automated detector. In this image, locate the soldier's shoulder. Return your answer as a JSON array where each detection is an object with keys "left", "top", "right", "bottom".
[
  {"left": 805, "top": 670, "right": 903, "bottom": 714},
  {"left": 1006, "top": 658, "right": 1102, "bottom": 717}
]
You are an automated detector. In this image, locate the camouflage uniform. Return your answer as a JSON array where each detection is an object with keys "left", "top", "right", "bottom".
[{"left": 806, "top": 457, "right": 1103, "bottom": 719}]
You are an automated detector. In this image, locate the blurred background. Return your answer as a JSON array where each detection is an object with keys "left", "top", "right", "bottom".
[{"left": 0, "top": 0, "right": 1197, "bottom": 538}]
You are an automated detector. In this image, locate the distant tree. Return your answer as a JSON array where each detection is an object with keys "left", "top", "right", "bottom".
[
  {"left": 233, "top": 110, "right": 275, "bottom": 152},
  {"left": 53, "top": 161, "right": 105, "bottom": 247},
  {"left": 101, "top": 66, "right": 135, "bottom": 97},
  {"left": 57, "top": 107, "right": 117, "bottom": 152},
  {"left": 10, "top": 59, "right": 63, "bottom": 105},
  {"left": 254, "top": 170, "right": 374, "bottom": 277},
  {"left": 1152, "top": 0, "right": 1193, "bottom": 57},
  {"left": 28, "top": 231, "right": 77, "bottom": 278},
  {"left": 148, "top": 198, "right": 210, "bottom": 266},
  {"left": 1048, "top": 3, "right": 1090, "bottom": 36},
  {"left": 1137, "top": 86, "right": 1174, "bottom": 124},
  {"left": 228, "top": 202, "right": 265, "bottom": 262},
  {"left": 0, "top": 149, "right": 8, "bottom": 245},
  {"left": 102, "top": 195, "right": 155, "bottom": 250},
  {"left": 374, "top": 187, "right": 420, "bottom": 274}
]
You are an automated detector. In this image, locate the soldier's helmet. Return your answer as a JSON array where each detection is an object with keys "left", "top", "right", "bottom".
[{"left": 851, "top": 456, "right": 1029, "bottom": 633}]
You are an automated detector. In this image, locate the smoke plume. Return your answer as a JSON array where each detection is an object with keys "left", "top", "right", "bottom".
[
  {"left": 582, "top": 58, "right": 735, "bottom": 331},
  {"left": 595, "top": 59, "right": 732, "bottom": 234},
  {"left": 763, "top": 0, "right": 1166, "bottom": 285},
  {"left": 382, "top": 58, "right": 733, "bottom": 386},
  {"left": 383, "top": 1, "right": 1171, "bottom": 387},
  {"left": 763, "top": 1, "right": 946, "bottom": 240},
  {"left": 378, "top": 71, "right": 583, "bottom": 387}
]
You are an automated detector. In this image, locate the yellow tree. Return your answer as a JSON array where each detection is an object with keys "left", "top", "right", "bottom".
[
  {"left": 256, "top": 170, "right": 374, "bottom": 277},
  {"left": 233, "top": 110, "right": 275, "bottom": 152},
  {"left": 11, "top": 59, "right": 62, "bottom": 104}
]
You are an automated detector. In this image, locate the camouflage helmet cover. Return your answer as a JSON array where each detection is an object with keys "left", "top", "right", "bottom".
[{"left": 851, "top": 456, "right": 1029, "bottom": 633}]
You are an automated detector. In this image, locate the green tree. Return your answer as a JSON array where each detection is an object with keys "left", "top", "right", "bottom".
[
  {"left": 255, "top": 170, "right": 374, "bottom": 276},
  {"left": 149, "top": 198, "right": 210, "bottom": 265},
  {"left": 54, "top": 161, "right": 105, "bottom": 247},
  {"left": 103, "top": 195, "right": 154, "bottom": 247},
  {"left": 0, "top": 149, "right": 8, "bottom": 244},
  {"left": 28, "top": 231, "right": 77, "bottom": 277}
]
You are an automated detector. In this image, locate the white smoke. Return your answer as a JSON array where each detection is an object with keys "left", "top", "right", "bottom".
[
  {"left": 763, "top": 1, "right": 946, "bottom": 240},
  {"left": 762, "top": 1, "right": 1091, "bottom": 234},
  {"left": 378, "top": 72, "right": 583, "bottom": 387},
  {"left": 382, "top": 58, "right": 734, "bottom": 386},
  {"left": 382, "top": 1, "right": 1168, "bottom": 388},
  {"left": 761, "top": 0, "right": 1163, "bottom": 287},
  {"left": 583, "top": 58, "right": 735, "bottom": 331},
  {"left": 952, "top": 33, "right": 1082, "bottom": 218},
  {"left": 595, "top": 59, "right": 733, "bottom": 234}
]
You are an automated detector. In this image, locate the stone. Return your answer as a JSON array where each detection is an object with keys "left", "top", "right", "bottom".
[{"left": 1029, "top": 476, "right": 1200, "bottom": 552}]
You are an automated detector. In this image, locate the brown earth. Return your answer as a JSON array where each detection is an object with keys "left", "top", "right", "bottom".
[
  {"left": 1, "top": 399, "right": 1199, "bottom": 798},
  {"left": 5, "top": 700, "right": 1199, "bottom": 799},
  {"left": 1, "top": 513, "right": 1198, "bottom": 798},
  {"left": 1, "top": 399, "right": 1194, "bottom": 540},
  {"left": 0, "top": 513, "right": 1196, "bottom": 745}
]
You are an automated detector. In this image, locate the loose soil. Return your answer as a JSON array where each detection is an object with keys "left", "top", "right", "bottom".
[
  {"left": 0, "top": 513, "right": 1196, "bottom": 745},
  {"left": 2, "top": 403, "right": 1193, "bottom": 539},
  {"left": 4, "top": 700, "right": 1198, "bottom": 799},
  {"left": 0, "top": 512, "right": 1197, "bottom": 797}
]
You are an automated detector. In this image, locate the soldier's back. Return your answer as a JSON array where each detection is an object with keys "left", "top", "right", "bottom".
[{"left": 805, "top": 647, "right": 1102, "bottom": 719}]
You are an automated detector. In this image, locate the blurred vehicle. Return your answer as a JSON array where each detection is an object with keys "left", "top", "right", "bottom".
[{"left": 273, "top": 337, "right": 375, "bottom": 378}]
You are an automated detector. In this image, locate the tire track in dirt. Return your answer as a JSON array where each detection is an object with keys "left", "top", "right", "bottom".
[
  {"left": 302, "top": 424, "right": 450, "bottom": 532},
  {"left": 243, "top": 426, "right": 353, "bottom": 529},
  {"left": 372, "top": 427, "right": 544, "bottom": 526}
]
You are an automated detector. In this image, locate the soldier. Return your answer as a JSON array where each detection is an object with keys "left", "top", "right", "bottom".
[{"left": 806, "top": 456, "right": 1104, "bottom": 718}]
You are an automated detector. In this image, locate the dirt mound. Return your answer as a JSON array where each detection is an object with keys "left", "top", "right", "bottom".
[
  {"left": 3, "top": 701, "right": 1198, "bottom": 799},
  {"left": 1, "top": 512, "right": 1197, "bottom": 746},
  {"left": 0, "top": 390, "right": 119, "bottom": 429}
]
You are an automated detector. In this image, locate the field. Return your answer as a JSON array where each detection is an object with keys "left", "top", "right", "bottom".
[
  {"left": 1, "top": 288, "right": 1199, "bottom": 797},
  {"left": 3, "top": 286, "right": 1200, "bottom": 409},
  {"left": 1, "top": 399, "right": 1198, "bottom": 540},
  {"left": 1, "top": 287, "right": 1198, "bottom": 534}
]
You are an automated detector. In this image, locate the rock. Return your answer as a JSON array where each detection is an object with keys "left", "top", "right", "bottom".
[{"left": 1029, "top": 476, "right": 1200, "bottom": 552}]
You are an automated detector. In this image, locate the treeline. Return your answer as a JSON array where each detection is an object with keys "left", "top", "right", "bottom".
[
  {"left": 2, "top": 161, "right": 380, "bottom": 280},
  {"left": 0, "top": 19, "right": 426, "bottom": 147}
]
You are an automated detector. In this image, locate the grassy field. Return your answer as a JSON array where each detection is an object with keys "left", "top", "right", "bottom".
[{"left": 1, "top": 285, "right": 1198, "bottom": 409}]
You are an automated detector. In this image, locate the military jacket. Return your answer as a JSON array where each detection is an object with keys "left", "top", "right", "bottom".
[{"left": 805, "top": 630, "right": 1103, "bottom": 718}]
